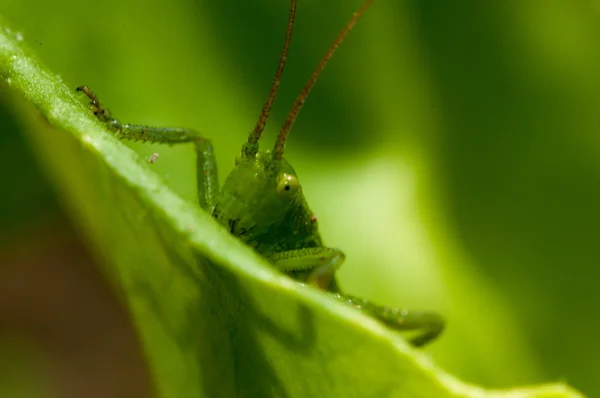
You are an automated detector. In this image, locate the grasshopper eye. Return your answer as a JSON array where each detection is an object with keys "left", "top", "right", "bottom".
[{"left": 277, "top": 173, "right": 299, "bottom": 196}]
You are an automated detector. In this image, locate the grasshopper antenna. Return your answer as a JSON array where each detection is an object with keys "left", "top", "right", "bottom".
[
  {"left": 245, "top": 0, "right": 298, "bottom": 158},
  {"left": 273, "top": 0, "right": 374, "bottom": 160}
]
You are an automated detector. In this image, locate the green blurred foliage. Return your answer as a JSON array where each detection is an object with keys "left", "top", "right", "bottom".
[
  {"left": 0, "top": 0, "right": 598, "bottom": 396},
  {"left": 0, "top": 96, "right": 57, "bottom": 235}
]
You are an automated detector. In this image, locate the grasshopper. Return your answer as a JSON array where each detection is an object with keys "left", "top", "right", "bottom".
[{"left": 76, "top": 0, "right": 444, "bottom": 347}]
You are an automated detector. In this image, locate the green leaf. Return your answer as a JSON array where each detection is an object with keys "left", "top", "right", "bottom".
[{"left": 0, "top": 18, "right": 583, "bottom": 398}]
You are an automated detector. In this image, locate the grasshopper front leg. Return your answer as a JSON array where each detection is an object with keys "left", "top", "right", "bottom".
[
  {"left": 76, "top": 86, "right": 219, "bottom": 211},
  {"left": 271, "top": 247, "right": 445, "bottom": 347}
]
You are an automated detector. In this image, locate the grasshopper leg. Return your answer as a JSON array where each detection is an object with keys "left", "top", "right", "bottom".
[
  {"left": 270, "top": 247, "right": 345, "bottom": 290},
  {"left": 270, "top": 246, "right": 444, "bottom": 346},
  {"left": 76, "top": 86, "right": 219, "bottom": 211},
  {"left": 332, "top": 293, "right": 445, "bottom": 347}
]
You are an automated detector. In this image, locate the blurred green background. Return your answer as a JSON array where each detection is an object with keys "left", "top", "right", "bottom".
[{"left": 1, "top": 0, "right": 598, "bottom": 396}]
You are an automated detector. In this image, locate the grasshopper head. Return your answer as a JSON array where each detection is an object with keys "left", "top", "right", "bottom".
[
  {"left": 212, "top": 151, "right": 307, "bottom": 240},
  {"left": 212, "top": 0, "right": 372, "bottom": 244}
]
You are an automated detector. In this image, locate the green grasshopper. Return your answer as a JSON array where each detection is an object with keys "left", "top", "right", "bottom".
[{"left": 76, "top": 0, "right": 444, "bottom": 347}]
